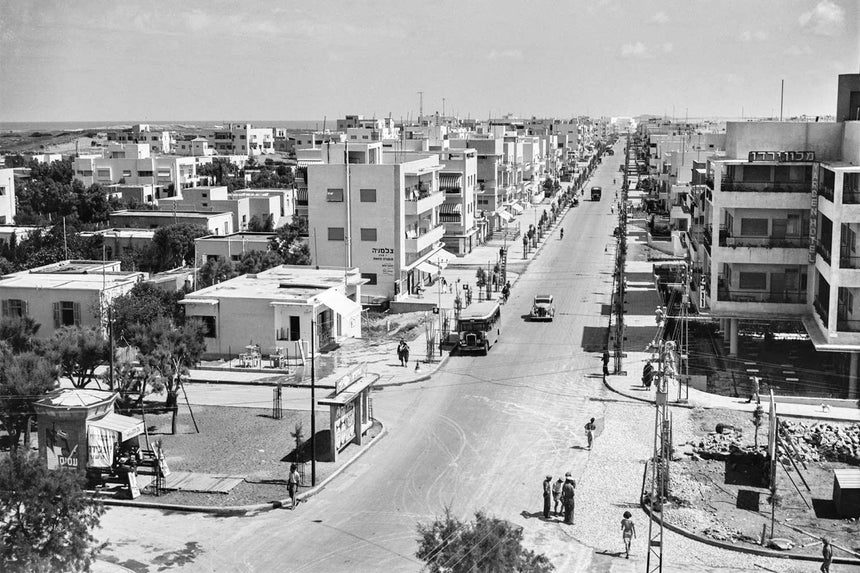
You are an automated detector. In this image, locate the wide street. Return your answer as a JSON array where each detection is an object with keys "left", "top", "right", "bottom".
[{"left": 96, "top": 144, "right": 801, "bottom": 573}]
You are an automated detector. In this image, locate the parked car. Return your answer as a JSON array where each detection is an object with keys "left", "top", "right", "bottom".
[{"left": 530, "top": 295, "right": 555, "bottom": 321}]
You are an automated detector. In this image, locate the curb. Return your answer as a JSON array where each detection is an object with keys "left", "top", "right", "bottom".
[
  {"left": 603, "top": 375, "right": 860, "bottom": 423},
  {"left": 99, "top": 418, "right": 388, "bottom": 515},
  {"left": 375, "top": 352, "right": 450, "bottom": 388},
  {"left": 639, "top": 498, "right": 860, "bottom": 566}
]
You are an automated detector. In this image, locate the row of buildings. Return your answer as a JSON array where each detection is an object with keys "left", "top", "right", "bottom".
[{"left": 640, "top": 73, "right": 860, "bottom": 398}]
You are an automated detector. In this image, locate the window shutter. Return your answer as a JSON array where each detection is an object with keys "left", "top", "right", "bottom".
[
  {"left": 22, "top": 300, "right": 28, "bottom": 317},
  {"left": 73, "top": 302, "right": 81, "bottom": 326},
  {"left": 53, "top": 302, "right": 61, "bottom": 329},
  {"left": 1, "top": 300, "right": 7, "bottom": 317}
]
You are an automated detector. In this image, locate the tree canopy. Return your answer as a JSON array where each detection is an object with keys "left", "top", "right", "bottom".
[
  {"left": 0, "top": 349, "right": 57, "bottom": 451},
  {"left": 44, "top": 326, "right": 111, "bottom": 389},
  {"left": 416, "top": 509, "right": 554, "bottom": 573},
  {"left": 0, "top": 451, "right": 104, "bottom": 573},
  {"left": 111, "top": 282, "right": 184, "bottom": 341},
  {"left": 270, "top": 218, "right": 310, "bottom": 265}
]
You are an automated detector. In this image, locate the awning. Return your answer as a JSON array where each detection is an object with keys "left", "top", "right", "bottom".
[
  {"left": 509, "top": 203, "right": 524, "bottom": 214},
  {"left": 313, "top": 289, "right": 361, "bottom": 319},
  {"left": 416, "top": 261, "right": 440, "bottom": 274},
  {"left": 439, "top": 174, "right": 462, "bottom": 189},
  {"left": 439, "top": 203, "right": 462, "bottom": 214},
  {"left": 296, "top": 189, "right": 309, "bottom": 202},
  {"left": 89, "top": 413, "right": 144, "bottom": 442},
  {"left": 498, "top": 210, "right": 513, "bottom": 222},
  {"left": 427, "top": 248, "right": 455, "bottom": 269}
]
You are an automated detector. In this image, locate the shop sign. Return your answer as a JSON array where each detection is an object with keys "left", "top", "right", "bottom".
[
  {"left": 335, "top": 363, "right": 366, "bottom": 395},
  {"left": 333, "top": 402, "right": 355, "bottom": 451},
  {"left": 809, "top": 167, "right": 819, "bottom": 264},
  {"left": 371, "top": 247, "right": 395, "bottom": 263},
  {"left": 46, "top": 423, "right": 80, "bottom": 470},
  {"left": 747, "top": 150, "right": 815, "bottom": 163}
]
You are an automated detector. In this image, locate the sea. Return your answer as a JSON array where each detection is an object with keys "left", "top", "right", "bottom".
[{"left": 0, "top": 120, "right": 325, "bottom": 133}]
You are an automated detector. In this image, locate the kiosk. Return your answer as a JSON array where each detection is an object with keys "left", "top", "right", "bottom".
[{"left": 318, "top": 364, "right": 374, "bottom": 462}]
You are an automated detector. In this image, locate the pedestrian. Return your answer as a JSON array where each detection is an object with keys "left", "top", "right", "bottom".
[
  {"left": 621, "top": 511, "right": 636, "bottom": 558},
  {"left": 642, "top": 362, "right": 654, "bottom": 389},
  {"left": 287, "top": 463, "right": 300, "bottom": 510},
  {"left": 747, "top": 375, "right": 761, "bottom": 404},
  {"left": 542, "top": 475, "right": 552, "bottom": 519},
  {"left": 552, "top": 477, "right": 564, "bottom": 516},
  {"left": 397, "top": 339, "right": 410, "bottom": 367},
  {"left": 585, "top": 417, "right": 597, "bottom": 450},
  {"left": 562, "top": 473, "right": 576, "bottom": 525},
  {"left": 821, "top": 537, "right": 833, "bottom": 573},
  {"left": 602, "top": 350, "right": 610, "bottom": 377}
]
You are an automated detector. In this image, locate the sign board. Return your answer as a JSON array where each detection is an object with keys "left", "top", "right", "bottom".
[
  {"left": 127, "top": 472, "right": 141, "bottom": 499},
  {"left": 156, "top": 444, "right": 171, "bottom": 478},
  {"left": 87, "top": 425, "right": 116, "bottom": 469},
  {"left": 747, "top": 150, "right": 815, "bottom": 163},
  {"left": 333, "top": 401, "right": 356, "bottom": 452},
  {"left": 45, "top": 422, "right": 81, "bottom": 470},
  {"left": 335, "top": 363, "right": 366, "bottom": 395},
  {"left": 809, "top": 166, "right": 819, "bottom": 264}
]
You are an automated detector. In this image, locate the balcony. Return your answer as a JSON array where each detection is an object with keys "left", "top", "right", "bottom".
[
  {"left": 404, "top": 187, "right": 444, "bottom": 216},
  {"left": 720, "top": 179, "right": 809, "bottom": 193},
  {"left": 814, "top": 297, "right": 829, "bottom": 325},
  {"left": 837, "top": 316, "right": 860, "bottom": 332},
  {"left": 844, "top": 191, "right": 860, "bottom": 205},
  {"left": 405, "top": 223, "right": 444, "bottom": 254},
  {"left": 721, "top": 235, "right": 809, "bottom": 249},
  {"left": 817, "top": 242, "right": 832, "bottom": 265},
  {"left": 717, "top": 288, "right": 806, "bottom": 304},
  {"left": 819, "top": 184, "right": 834, "bottom": 202},
  {"left": 840, "top": 252, "right": 860, "bottom": 269}
]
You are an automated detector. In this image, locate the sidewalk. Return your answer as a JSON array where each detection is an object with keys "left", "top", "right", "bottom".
[{"left": 605, "top": 218, "right": 860, "bottom": 423}]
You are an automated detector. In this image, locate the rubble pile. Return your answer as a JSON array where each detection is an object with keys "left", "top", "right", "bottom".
[
  {"left": 689, "top": 428, "right": 746, "bottom": 460},
  {"left": 780, "top": 421, "right": 860, "bottom": 465}
]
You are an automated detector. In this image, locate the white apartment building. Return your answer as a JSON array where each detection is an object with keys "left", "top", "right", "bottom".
[
  {"left": 209, "top": 124, "right": 274, "bottom": 156},
  {"left": 692, "top": 73, "right": 860, "bottom": 397},
  {"left": 78, "top": 228, "right": 156, "bottom": 261},
  {"left": 194, "top": 232, "right": 276, "bottom": 265},
  {"left": 110, "top": 210, "right": 233, "bottom": 235},
  {"left": 106, "top": 124, "right": 173, "bottom": 154},
  {"left": 73, "top": 143, "right": 203, "bottom": 198},
  {"left": 307, "top": 142, "right": 453, "bottom": 302},
  {"left": 174, "top": 137, "right": 214, "bottom": 157},
  {"left": 437, "top": 147, "right": 481, "bottom": 255},
  {"left": 0, "top": 168, "right": 16, "bottom": 224},
  {"left": 159, "top": 186, "right": 293, "bottom": 231},
  {"left": 449, "top": 138, "right": 509, "bottom": 234},
  {"left": 0, "top": 260, "right": 144, "bottom": 337}
]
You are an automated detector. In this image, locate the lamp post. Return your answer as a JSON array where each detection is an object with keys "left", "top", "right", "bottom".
[{"left": 309, "top": 307, "right": 317, "bottom": 486}]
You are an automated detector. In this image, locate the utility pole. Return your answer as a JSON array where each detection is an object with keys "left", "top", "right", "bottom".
[
  {"left": 779, "top": 79, "right": 784, "bottom": 122},
  {"left": 646, "top": 341, "right": 673, "bottom": 573},
  {"left": 417, "top": 91, "right": 424, "bottom": 123},
  {"left": 442, "top": 97, "right": 446, "bottom": 117}
]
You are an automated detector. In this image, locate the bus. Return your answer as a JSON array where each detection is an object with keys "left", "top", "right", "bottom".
[{"left": 457, "top": 300, "right": 501, "bottom": 355}]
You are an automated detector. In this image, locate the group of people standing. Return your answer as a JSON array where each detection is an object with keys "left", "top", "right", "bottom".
[{"left": 542, "top": 472, "right": 577, "bottom": 524}]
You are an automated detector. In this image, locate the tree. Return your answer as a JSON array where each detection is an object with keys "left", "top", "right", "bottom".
[
  {"left": 111, "top": 282, "right": 184, "bottom": 341},
  {"left": 235, "top": 249, "right": 283, "bottom": 275},
  {"left": 270, "top": 218, "right": 310, "bottom": 265},
  {"left": 0, "top": 451, "right": 104, "bottom": 573},
  {"left": 149, "top": 223, "right": 208, "bottom": 272},
  {"left": 131, "top": 317, "right": 206, "bottom": 434},
  {"left": 0, "top": 316, "right": 40, "bottom": 354},
  {"left": 45, "top": 326, "right": 111, "bottom": 389},
  {"left": 247, "top": 213, "right": 275, "bottom": 232},
  {"left": 416, "top": 509, "right": 554, "bottom": 573},
  {"left": 197, "top": 257, "right": 237, "bottom": 288},
  {"left": 0, "top": 350, "right": 57, "bottom": 451}
]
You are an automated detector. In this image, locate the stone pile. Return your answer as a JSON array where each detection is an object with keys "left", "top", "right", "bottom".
[
  {"left": 780, "top": 421, "right": 860, "bottom": 465},
  {"left": 690, "top": 428, "right": 746, "bottom": 460}
]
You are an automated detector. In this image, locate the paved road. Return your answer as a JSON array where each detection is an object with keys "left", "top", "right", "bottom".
[{"left": 98, "top": 143, "right": 789, "bottom": 572}]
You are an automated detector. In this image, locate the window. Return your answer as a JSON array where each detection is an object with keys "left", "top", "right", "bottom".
[
  {"left": 138, "top": 170, "right": 153, "bottom": 177},
  {"left": 197, "top": 316, "right": 217, "bottom": 338},
  {"left": 53, "top": 301, "right": 81, "bottom": 328},
  {"left": 360, "top": 228, "right": 377, "bottom": 241},
  {"left": 361, "top": 272, "right": 378, "bottom": 285},
  {"left": 231, "top": 254, "right": 241, "bottom": 261},
  {"left": 740, "top": 218, "right": 768, "bottom": 236},
  {"left": 122, "top": 170, "right": 132, "bottom": 178},
  {"left": 360, "top": 188, "right": 377, "bottom": 202},
  {"left": 326, "top": 188, "right": 344, "bottom": 202},
  {"left": 739, "top": 272, "right": 767, "bottom": 290},
  {"left": 1, "top": 299, "right": 27, "bottom": 318},
  {"left": 328, "top": 227, "right": 345, "bottom": 241},
  {"left": 0, "top": 186, "right": 4, "bottom": 196},
  {"left": 97, "top": 169, "right": 111, "bottom": 179}
]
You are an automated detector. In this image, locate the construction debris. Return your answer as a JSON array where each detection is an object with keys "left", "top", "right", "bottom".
[{"left": 779, "top": 421, "right": 860, "bottom": 465}]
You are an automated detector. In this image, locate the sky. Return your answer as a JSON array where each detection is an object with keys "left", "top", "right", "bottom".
[{"left": 0, "top": 0, "right": 858, "bottom": 123}]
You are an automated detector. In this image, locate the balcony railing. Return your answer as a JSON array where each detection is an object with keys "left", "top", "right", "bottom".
[
  {"left": 819, "top": 184, "right": 834, "bottom": 202},
  {"left": 722, "top": 236, "right": 809, "bottom": 249},
  {"left": 840, "top": 252, "right": 860, "bottom": 269},
  {"left": 837, "top": 316, "right": 860, "bottom": 332},
  {"left": 720, "top": 180, "right": 810, "bottom": 193},
  {"left": 717, "top": 288, "right": 806, "bottom": 304}
]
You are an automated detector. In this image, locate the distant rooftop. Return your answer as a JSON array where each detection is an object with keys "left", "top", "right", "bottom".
[
  {"left": 0, "top": 260, "right": 143, "bottom": 289},
  {"left": 184, "top": 265, "right": 362, "bottom": 302},
  {"left": 111, "top": 210, "right": 231, "bottom": 219}
]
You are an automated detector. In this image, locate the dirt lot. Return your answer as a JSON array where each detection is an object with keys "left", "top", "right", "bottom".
[
  {"left": 662, "top": 407, "right": 860, "bottom": 559},
  {"left": 96, "top": 405, "right": 380, "bottom": 508}
]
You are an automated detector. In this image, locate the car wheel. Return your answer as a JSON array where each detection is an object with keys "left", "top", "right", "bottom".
[{"left": 482, "top": 341, "right": 489, "bottom": 355}]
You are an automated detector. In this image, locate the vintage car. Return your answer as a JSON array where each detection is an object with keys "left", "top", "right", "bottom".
[{"left": 530, "top": 294, "right": 555, "bottom": 321}]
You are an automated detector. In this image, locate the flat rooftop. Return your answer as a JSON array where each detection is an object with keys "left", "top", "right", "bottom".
[
  {"left": 184, "top": 265, "right": 358, "bottom": 303},
  {"left": 111, "top": 210, "right": 230, "bottom": 219},
  {"left": 196, "top": 232, "right": 274, "bottom": 241},
  {"left": 1, "top": 265, "right": 143, "bottom": 290}
]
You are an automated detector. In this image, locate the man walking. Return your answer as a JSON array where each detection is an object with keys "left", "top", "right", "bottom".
[
  {"left": 585, "top": 418, "right": 597, "bottom": 450},
  {"left": 542, "top": 475, "right": 552, "bottom": 519},
  {"left": 562, "top": 472, "right": 576, "bottom": 525},
  {"left": 821, "top": 537, "right": 833, "bottom": 573},
  {"left": 602, "top": 350, "right": 610, "bottom": 377},
  {"left": 397, "top": 339, "right": 409, "bottom": 367}
]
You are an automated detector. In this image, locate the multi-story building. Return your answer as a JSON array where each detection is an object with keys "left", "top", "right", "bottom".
[
  {"left": 307, "top": 142, "right": 452, "bottom": 302},
  {"left": 73, "top": 143, "right": 202, "bottom": 198},
  {"left": 174, "top": 136, "right": 215, "bottom": 157},
  {"left": 209, "top": 124, "right": 274, "bottom": 156},
  {"left": 0, "top": 168, "right": 15, "bottom": 224},
  {"left": 694, "top": 73, "right": 860, "bottom": 397},
  {"left": 159, "top": 186, "right": 293, "bottom": 231},
  {"left": 78, "top": 228, "right": 156, "bottom": 261},
  {"left": 0, "top": 260, "right": 144, "bottom": 337},
  {"left": 449, "top": 138, "right": 509, "bottom": 234},
  {"left": 106, "top": 124, "right": 173, "bottom": 154},
  {"left": 437, "top": 147, "right": 480, "bottom": 254}
]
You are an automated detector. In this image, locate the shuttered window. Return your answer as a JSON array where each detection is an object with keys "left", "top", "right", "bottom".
[{"left": 53, "top": 301, "right": 81, "bottom": 328}]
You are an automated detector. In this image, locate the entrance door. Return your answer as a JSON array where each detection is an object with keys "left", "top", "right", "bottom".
[{"left": 289, "top": 316, "right": 301, "bottom": 341}]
